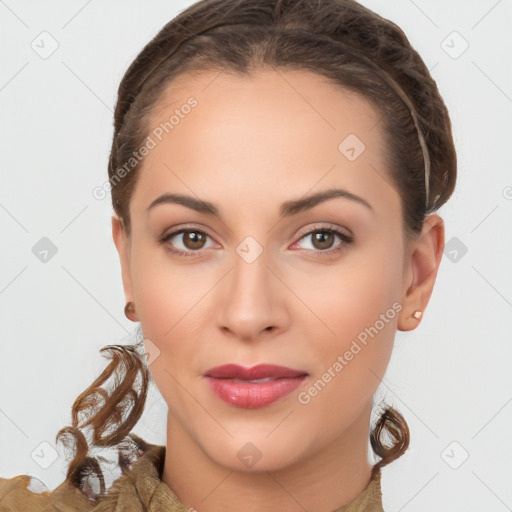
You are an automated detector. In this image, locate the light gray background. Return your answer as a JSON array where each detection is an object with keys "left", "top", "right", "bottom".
[{"left": 1, "top": 1, "right": 511, "bottom": 510}]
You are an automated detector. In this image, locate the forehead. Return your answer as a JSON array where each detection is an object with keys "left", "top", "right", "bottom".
[
  {"left": 131, "top": 67, "right": 399, "bottom": 223},
  {"left": 150, "top": 67, "right": 383, "bottom": 143}
]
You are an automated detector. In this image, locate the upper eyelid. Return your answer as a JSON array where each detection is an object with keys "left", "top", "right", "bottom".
[
  {"left": 163, "top": 223, "right": 347, "bottom": 238},
  {"left": 295, "top": 223, "right": 351, "bottom": 238}
]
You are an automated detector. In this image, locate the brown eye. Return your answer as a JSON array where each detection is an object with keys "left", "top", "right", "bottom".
[
  {"left": 160, "top": 228, "right": 215, "bottom": 256},
  {"left": 311, "top": 231, "right": 335, "bottom": 250},
  {"left": 181, "top": 230, "right": 207, "bottom": 250},
  {"left": 294, "top": 226, "right": 353, "bottom": 257}
]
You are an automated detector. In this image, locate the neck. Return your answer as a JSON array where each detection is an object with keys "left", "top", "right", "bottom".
[{"left": 161, "top": 404, "right": 375, "bottom": 512}]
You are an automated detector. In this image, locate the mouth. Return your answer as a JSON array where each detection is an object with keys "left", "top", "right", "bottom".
[{"left": 203, "top": 364, "right": 309, "bottom": 409}]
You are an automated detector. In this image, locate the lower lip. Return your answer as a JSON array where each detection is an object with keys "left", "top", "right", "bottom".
[{"left": 205, "top": 376, "right": 307, "bottom": 409}]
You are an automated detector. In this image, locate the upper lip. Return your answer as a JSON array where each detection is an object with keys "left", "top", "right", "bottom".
[{"left": 204, "top": 364, "right": 308, "bottom": 380}]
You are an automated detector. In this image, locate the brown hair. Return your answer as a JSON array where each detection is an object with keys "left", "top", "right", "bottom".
[{"left": 57, "top": 0, "right": 456, "bottom": 500}]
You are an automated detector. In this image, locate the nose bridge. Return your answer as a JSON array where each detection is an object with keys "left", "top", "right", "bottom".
[
  {"left": 217, "top": 236, "right": 286, "bottom": 339},
  {"left": 233, "top": 239, "right": 270, "bottom": 294}
]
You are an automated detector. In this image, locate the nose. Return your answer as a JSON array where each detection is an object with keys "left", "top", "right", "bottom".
[{"left": 216, "top": 245, "right": 290, "bottom": 342}]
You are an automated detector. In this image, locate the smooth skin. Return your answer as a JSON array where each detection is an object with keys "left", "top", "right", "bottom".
[{"left": 112, "top": 67, "right": 444, "bottom": 512}]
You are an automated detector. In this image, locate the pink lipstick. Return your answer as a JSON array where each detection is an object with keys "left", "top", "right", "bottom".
[{"left": 204, "top": 364, "right": 308, "bottom": 409}]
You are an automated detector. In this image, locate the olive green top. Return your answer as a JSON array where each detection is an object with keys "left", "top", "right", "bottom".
[{"left": 0, "top": 444, "right": 383, "bottom": 511}]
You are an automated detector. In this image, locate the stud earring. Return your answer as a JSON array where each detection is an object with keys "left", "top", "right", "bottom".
[
  {"left": 124, "top": 301, "right": 136, "bottom": 321},
  {"left": 412, "top": 310, "right": 423, "bottom": 320}
]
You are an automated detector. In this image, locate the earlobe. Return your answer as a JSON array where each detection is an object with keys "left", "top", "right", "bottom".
[
  {"left": 111, "top": 215, "right": 135, "bottom": 309},
  {"left": 397, "top": 214, "right": 445, "bottom": 332}
]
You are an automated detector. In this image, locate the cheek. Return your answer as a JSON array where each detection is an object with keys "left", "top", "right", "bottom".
[
  {"left": 128, "top": 247, "right": 205, "bottom": 397},
  {"left": 291, "top": 237, "right": 402, "bottom": 344},
  {"left": 291, "top": 241, "right": 401, "bottom": 405},
  {"left": 133, "top": 262, "right": 204, "bottom": 418},
  {"left": 130, "top": 241, "right": 210, "bottom": 337},
  {"left": 294, "top": 294, "right": 397, "bottom": 443}
]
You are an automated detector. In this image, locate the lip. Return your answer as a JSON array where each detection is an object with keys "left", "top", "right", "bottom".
[
  {"left": 204, "top": 363, "right": 308, "bottom": 380},
  {"left": 204, "top": 364, "right": 309, "bottom": 409}
]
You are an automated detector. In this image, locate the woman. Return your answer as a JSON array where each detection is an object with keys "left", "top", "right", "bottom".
[{"left": 0, "top": 0, "right": 456, "bottom": 510}]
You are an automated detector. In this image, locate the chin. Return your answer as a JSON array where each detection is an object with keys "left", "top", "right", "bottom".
[{"left": 198, "top": 428, "right": 311, "bottom": 473}]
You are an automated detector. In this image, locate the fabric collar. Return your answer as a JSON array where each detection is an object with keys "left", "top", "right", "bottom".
[{"left": 92, "top": 444, "right": 383, "bottom": 512}]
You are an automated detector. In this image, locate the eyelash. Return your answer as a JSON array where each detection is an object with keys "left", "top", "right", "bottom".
[{"left": 159, "top": 224, "right": 354, "bottom": 258}]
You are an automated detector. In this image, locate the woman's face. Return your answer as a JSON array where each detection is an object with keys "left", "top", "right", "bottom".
[{"left": 113, "top": 68, "right": 438, "bottom": 471}]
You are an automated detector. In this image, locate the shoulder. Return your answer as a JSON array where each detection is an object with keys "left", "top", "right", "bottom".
[
  {"left": 1, "top": 444, "right": 186, "bottom": 512},
  {"left": 89, "top": 444, "right": 190, "bottom": 511},
  {"left": 0, "top": 444, "right": 171, "bottom": 512},
  {"left": 0, "top": 473, "right": 95, "bottom": 512}
]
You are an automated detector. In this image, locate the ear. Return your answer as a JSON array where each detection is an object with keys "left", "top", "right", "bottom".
[
  {"left": 397, "top": 213, "right": 445, "bottom": 331},
  {"left": 111, "top": 214, "right": 135, "bottom": 308}
]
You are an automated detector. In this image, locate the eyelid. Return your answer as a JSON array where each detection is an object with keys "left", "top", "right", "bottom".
[
  {"left": 293, "top": 222, "right": 353, "bottom": 241},
  {"left": 160, "top": 223, "right": 217, "bottom": 242}
]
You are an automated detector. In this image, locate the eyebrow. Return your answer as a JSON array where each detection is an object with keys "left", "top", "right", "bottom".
[{"left": 145, "top": 188, "right": 374, "bottom": 217}]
